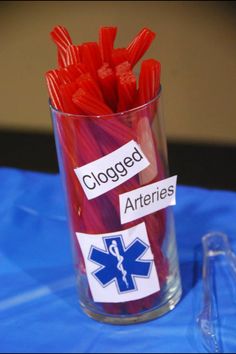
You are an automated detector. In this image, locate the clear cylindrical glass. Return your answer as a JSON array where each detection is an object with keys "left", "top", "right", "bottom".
[{"left": 50, "top": 89, "right": 182, "bottom": 324}]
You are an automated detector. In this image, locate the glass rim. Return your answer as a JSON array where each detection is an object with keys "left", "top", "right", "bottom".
[{"left": 49, "top": 85, "right": 162, "bottom": 119}]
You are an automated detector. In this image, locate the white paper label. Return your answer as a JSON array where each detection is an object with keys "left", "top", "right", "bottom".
[
  {"left": 74, "top": 140, "right": 150, "bottom": 200},
  {"left": 119, "top": 175, "right": 177, "bottom": 224},
  {"left": 76, "top": 222, "right": 160, "bottom": 303}
]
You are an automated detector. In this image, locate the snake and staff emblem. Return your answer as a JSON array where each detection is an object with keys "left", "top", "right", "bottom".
[
  {"left": 88, "top": 233, "right": 153, "bottom": 296},
  {"left": 109, "top": 240, "right": 129, "bottom": 288}
]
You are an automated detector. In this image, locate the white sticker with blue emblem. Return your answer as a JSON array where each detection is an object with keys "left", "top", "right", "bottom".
[{"left": 76, "top": 222, "right": 160, "bottom": 303}]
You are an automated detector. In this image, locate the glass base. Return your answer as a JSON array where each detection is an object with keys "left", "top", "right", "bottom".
[{"left": 81, "top": 284, "right": 182, "bottom": 325}]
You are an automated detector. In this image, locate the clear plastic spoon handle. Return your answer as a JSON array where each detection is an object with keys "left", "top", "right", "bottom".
[{"left": 197, "top": 232, "right": 236, "bottom": 353}]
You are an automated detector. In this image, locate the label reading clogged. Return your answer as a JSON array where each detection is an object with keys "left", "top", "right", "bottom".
[
  {"left": 74, "top": 140, "right": 150, "bottom": 200},
  {"left": 76, "top": 222, "right": 160, "bottom": 303},
  {"left": 119, "top": 175, "right": 177, "bottom": 224}
]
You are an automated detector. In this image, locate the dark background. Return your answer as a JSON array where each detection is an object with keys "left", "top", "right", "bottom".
[
  {"left": 0, "top": 1, "right": 235, "bottom": 191},
  {"left": 1, "top": 129, "right": 235, "bottom": 191}
]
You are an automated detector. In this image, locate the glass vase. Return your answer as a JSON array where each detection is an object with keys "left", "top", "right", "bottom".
[{"left": 50, "top": 89, "right": 182, "bottom": 324}]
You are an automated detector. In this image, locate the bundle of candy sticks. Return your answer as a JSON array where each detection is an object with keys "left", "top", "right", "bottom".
[{"left": 46, "top": 25, "right": 168, "bottom": 315}]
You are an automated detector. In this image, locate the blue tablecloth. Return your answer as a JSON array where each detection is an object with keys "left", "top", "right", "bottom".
[{"left": 0, "top": 167, "right": 236, "bottom": 353}]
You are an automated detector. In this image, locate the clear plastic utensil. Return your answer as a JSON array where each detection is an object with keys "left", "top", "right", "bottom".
[{"left": 197, "top": 232, "right": 236, "bottom": 353}]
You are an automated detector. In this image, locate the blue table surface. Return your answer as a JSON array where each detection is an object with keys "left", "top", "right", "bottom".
[{"left": 0, "top": 167, "right": 236, "bottom": 353}]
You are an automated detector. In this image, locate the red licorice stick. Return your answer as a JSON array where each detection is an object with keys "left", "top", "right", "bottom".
[
  {"left": 57, "top": 63, "right": 88, "bottom": 85},
  {"left": 93, "top": 123, "right": 135, "bottom": 163},
  {"left": 127, "top": 28, "right": 156, "bottom": 68},
  {"left": 99, "top": 26, "right": 117, "bottom": 65},
  {"left": 62, "top": 120, "right": 105, "bottom": 228},
  {"left": 74, "top": 63, "right": 88, "bottom": 76},
  {"left": 71, "top": 120, "right": 124, "bottom": 236},
  {"left": 115, "top": 61, "right": 134, "bottom": 118},
  {"left": 58, "top": 118, "right": 111, "bottom": 236},
  {"left": 45, "top": 70, "right": 64, "bottom": 111},
  {"left": 76, "top": 73, "right": 104, "bottom": 102},
  {"left": 57, "top": 67, "right": 75, "bottom": 84},
  {"left": 92, "top": 116, "right": 136, "bottom": 146},
  {"left": 56, "top": 116, "right": 84, "bottom": 211},
  {"left": 72, "top": 88, "right": 113, "bottom": 115},
  {"left": 103, "top": 303, "right": 124, "bottom": 315},
  {"left": 80, "top": 42, "right": 102, "bottom": 79},
  {"left": 137, "top": 59, "right": 161, "bottom": 106},
  {"left": 111, "top": 48, "right": 129, "bottom": 67},
  {"left": 57, "top": 50, "right": 65, "bottom": 69},
  {"left": 91, "top": 115, "right": 136, "bottom": 150},
  {"left": 115, "top": 61, "right": 131, "bottom": 77},
  {"left": 73, "top": 120, "right": 130, "bottom": 242},
  {"left": 60, "top": 82, "right": 78, "bottom": 114},
  {"left": 97, "top": 63, "right": 117, "bottom": 111},
  {"left": 58, "top": 63, "right": 87, "bottom": 84},
  {"left": 115, "top": 62, "right": 136, "bottom": 116},
  {"left": 65, "top": 65, "right": 82, "bottom": 80},
  {"left": 73, "top": 119, "right": 105, "bottom": 164},
  {"left": 50, "top": 25, "right": 73, "bottom": 53},
  {"left": 50, "top": 25, "right": 73, "bottom": 68},
  {"left": 134, "top": 114, "right": 158, "bottom": 185},
  {"left": 91, "top": 122, "right": 135, "bottom": 174},
  {"left": 56, "top": 119, "right": 91, "bottom": 275},
  {"left": 46, "top": 69, "right": 62, "bottom": 86},
  {"left": 81, "top": 197, "right": 110, "bottom": 234},
  {"left": 117, "top": 70, "right": 137, "bottom": 112},
  {"left": 65, "top": 44, "right": 81, "bottom": 66}
]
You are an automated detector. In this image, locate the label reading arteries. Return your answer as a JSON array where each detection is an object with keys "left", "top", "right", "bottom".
[
  {"left": 119, "top": 175, "right": 177, "bottom": 224},
  {"left": 76, "top": 222, "right": 160, "bottom": 303},
  {"left": 74, "top": 140, "right": 150, "bottom": 200}
]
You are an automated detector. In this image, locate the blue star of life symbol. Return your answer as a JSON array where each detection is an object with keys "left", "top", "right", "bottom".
[{"left": 88, "top": 235, "right": 153, "bottom": 293}]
